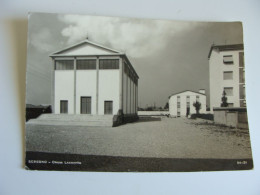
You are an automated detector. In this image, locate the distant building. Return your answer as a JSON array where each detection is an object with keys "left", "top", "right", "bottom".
[
  {"left": 208, "top": 44, "right": 245, "bottom": 112},
  {"left": 49, "top": 39, "right": 139, "bottom": 124},
  {"left": 168, "top": 90, "right": 206, "bottom": 117}
]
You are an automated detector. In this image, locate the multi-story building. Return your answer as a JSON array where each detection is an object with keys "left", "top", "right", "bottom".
[
  {"left": 49, "top": 38, "right": 139, "bottom": 124},
  {"left": 169, "top": 90, "right": 206, "bottom": 117},
  {"left": 208, "top": 44, "right": 245, "bottom": 112}
]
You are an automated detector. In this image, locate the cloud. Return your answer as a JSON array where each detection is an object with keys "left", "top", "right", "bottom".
[
  {"left": 58, "top": 15, "right": 194, "bottom": 57},
  {"left": 30, "top": 28, "right": 54, "bottom": 52}
]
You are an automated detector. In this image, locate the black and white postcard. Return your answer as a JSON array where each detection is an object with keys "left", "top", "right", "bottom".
[{"left": 25, "top": 12, "right": 253, "bottom": 172}]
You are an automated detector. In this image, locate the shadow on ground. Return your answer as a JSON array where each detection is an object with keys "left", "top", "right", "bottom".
[{"left": 134, "top": 116, "right": 162, "bottom": 123}]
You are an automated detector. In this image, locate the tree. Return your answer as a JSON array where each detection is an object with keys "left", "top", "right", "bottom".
[
  {"left": 221, "top": 90, "right": 228, "bottom": 107},
  {"left": 164, "top": 102, "right": 169, "bottom": 110},
  {"left": 193, "top": 101, "right": 201, "bottom": 114}
]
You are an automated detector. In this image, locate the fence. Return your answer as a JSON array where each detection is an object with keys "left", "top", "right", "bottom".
[{"left": 213, "top": 107, "right": 248, "bottom": 129}]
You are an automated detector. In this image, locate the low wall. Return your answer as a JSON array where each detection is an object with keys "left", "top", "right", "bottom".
[
  {"left": 213, "top": 107, "right": 248, "bottom": 129},
  {"left": 138, "top": 111, "right": 169, "bottom": 116},
  {"left": 113, "top": 109, "right": 139, "bottom": 127}
]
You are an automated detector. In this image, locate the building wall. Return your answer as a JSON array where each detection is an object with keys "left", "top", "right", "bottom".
[
  {"left": 209, "top": 49, "right": 244, "bottom": 112},
  {"left": 169, "top": 91, "right": 206, "bottom": 116},
  {"left": 54, "top": 71, "right": 74, "bottom": 114},
  {"left": 54, "top": 56, "right": 138, "bottom": 116},
  {"left": 76, "top": 70, "right": 97, "bottom": 114},
  {"left": 122, "top": 64, "right": 128, "bottom": 113},
  {"left": 98, "top": 69, "right": 120, "bottom": 115},
  {"left": 122, "top": 61, "right": 138, "bottom": 115},
  {"left": 213, "top": 108, "right": 248, "bottom": 129}
]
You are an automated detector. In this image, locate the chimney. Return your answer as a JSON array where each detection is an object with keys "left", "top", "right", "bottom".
[{"left": 199, "top": 89, "right": 205, "bottom": 94}]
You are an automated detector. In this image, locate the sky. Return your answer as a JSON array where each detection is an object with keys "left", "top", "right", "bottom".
[{"left": 26, "top": 13, "right": 243, "bottom": 108}]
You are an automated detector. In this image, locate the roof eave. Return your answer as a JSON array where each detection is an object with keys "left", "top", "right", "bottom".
[
  {"left": 50, "top": 39, "right": 123, "bottom": 56},
  {"left": 208, "top": 44, "right": 244, "bottom": 59},
  {"left": 168, "top": 90, "right": 206, "bottom": 98},
  {"left": 49, "top": 53, "right": 125, "bottom": 58}
]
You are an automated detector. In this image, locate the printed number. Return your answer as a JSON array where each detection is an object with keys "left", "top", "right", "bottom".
[{"left": 237, "top": 161, "right": 247, "bottom": 165}]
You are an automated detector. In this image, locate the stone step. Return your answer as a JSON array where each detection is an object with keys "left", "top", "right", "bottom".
[
  {"left": 27, "top": 120, "right": 113, "bottom": 127},
  {"left": 27, "top": 114, "right": 114, "bottom": 127},
  {"left": 38, "top": 114, "right": 113, "bottom": 119}
]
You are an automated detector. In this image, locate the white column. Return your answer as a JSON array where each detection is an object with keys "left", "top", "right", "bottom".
[
  {"left": 119, "top": 57, "right": 123, "bottom": 112},
  {"left": 52, "top": 58, "right": 55, "bottom": 113},
  {"left": 126, "top": 65, "right": 128, "bottom": 114},
  {"left": 130, "top": 72, "right": 132, "bottom": 114},
  {"left": 73, "top": 57, "right": 76, "bottom": 114},
  {"left": 136, "top": 80, "right": 138, "bottom": 114},
  {"left": 96, "top": 57, "right": 99, "bottom": 115}
]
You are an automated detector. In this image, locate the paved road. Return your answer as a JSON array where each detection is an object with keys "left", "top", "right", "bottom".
[{"left": 26, "top": 117, "right": 252, "bottom": 159}]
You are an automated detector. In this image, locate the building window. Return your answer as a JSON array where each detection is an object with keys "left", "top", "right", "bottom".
[
  {"left": 77, "top": 59, "right": 96, "bottom": 70},
  {"left": 177, "top": 111, "right": 181, "bottom": 117},
  {"left": 239, "top": 52, "right": 244, "bottom": 67},
  {"left": 240, "top": 100, "right": 246, "bottom": 107},
  {"left": 223, "top": 71, "right": 233, "bottom": 80},
  {"left": 177, "top": 96, "right": 180, "bottom": 102},
  {"left": 81, "top": 97, "right": 91, "bottom": 114},
  {"left": 55, "top": 60, "right": 74, "bottom": 70},
  {"left": 239, "top": 69, "right": 245, "bottom": 83},
  {"left": 228, "top": 103, "right": 234, "bottom": 108},
  {"left": 239, "top": 84, "right": 246, "bottom": 99},
  {"left": 196, "top": 95, "right": 199, "bottom": 101},
  {"left": 99, "top": 59, "right": 119, "bottom": 69},
  {"left": 224, "top": 87, "right": 233, "bottom": 96},
  {"left": 104, "top": 101, "right": 113, "bottom": 114},
  {"left": 60, "top": 100, "right": 68, "bottom": 113},
  {"left": 177, "top": 102, "right": 180, "bottom": 108},
  {"left": 223, "top": 55, "right": 233, "bottom": 64},
  {"left": 186, "top": 96, "right": 190, "bottom": 108}
]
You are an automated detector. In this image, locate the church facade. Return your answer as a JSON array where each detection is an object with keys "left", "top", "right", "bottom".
[{"left": 49, "top": 39, "right": 139, "bottom": 125}]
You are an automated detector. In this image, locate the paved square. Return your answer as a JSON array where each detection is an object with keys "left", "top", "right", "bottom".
[{"left": 26, "top": 117, "right": 252, "bottom": 159}]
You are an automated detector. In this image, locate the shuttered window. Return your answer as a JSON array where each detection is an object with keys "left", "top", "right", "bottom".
[
  {"left": 224, "top": 87, "right": 233, "bottom": 96},
  {"left": 239, "top": 69, "right": 245, "bottom": 83},
  {"left": 104, "top": 101, "right": 113, "bottom": 114},
  {"left": 186, "top": 96, "right": 190, "bottom": 108},
  {"left": 77, "top": 59, "right": 96, "bottom": 70},
  {"left": 223, "top": 71, "right": 233, "bottom": 80},
  {"left": 55, "top": 60, "right": 74, "bottom": 70},
  {"left": 239, "top": 52, "right": 244, "bottom": 67},
  {"left": 240, "top": 100, "right": 246, "bottom": 107},
  {"left": 99, "top": 59, "right": 119, "bottom": 69},
  {"left": 223, "top": 55, "right": 233, "bottom": 64},
  {"left": 81, "top": 97, "right": 91, "bottom": 114},
  {"left": 60, "top": 100, "right": 68, "bottom": 113},
  {"left": 177, "top": 96, "right": 180, "bottom": 102},
  {"left": 239, "top": 85, "right": 245, "bottom": 99},
  {"left": 196, "top": 95, "right": 200, "bottom": 101}
]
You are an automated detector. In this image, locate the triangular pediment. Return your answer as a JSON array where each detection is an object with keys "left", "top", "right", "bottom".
[{"left": 51, "top": 40, "right": 122, "bottom": 56}]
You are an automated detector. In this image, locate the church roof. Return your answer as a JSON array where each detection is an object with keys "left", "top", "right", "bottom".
[
  {"left": 50, "top": 39, "right": 123, "bottom": 57},
  {"left": 49, "top": 39, "right": 139, "bottom": 78},
  {"left": 168, "top": 90, "right": 206, "bottom": 99}
]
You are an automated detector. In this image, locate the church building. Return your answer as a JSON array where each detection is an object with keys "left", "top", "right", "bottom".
[{"left": 49, "top": 39, "right": 139, "bottom": 126}]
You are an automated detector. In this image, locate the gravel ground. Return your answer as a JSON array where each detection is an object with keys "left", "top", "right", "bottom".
[{"left": 26, "top": 117, "right": 252, "bottom": 159}]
